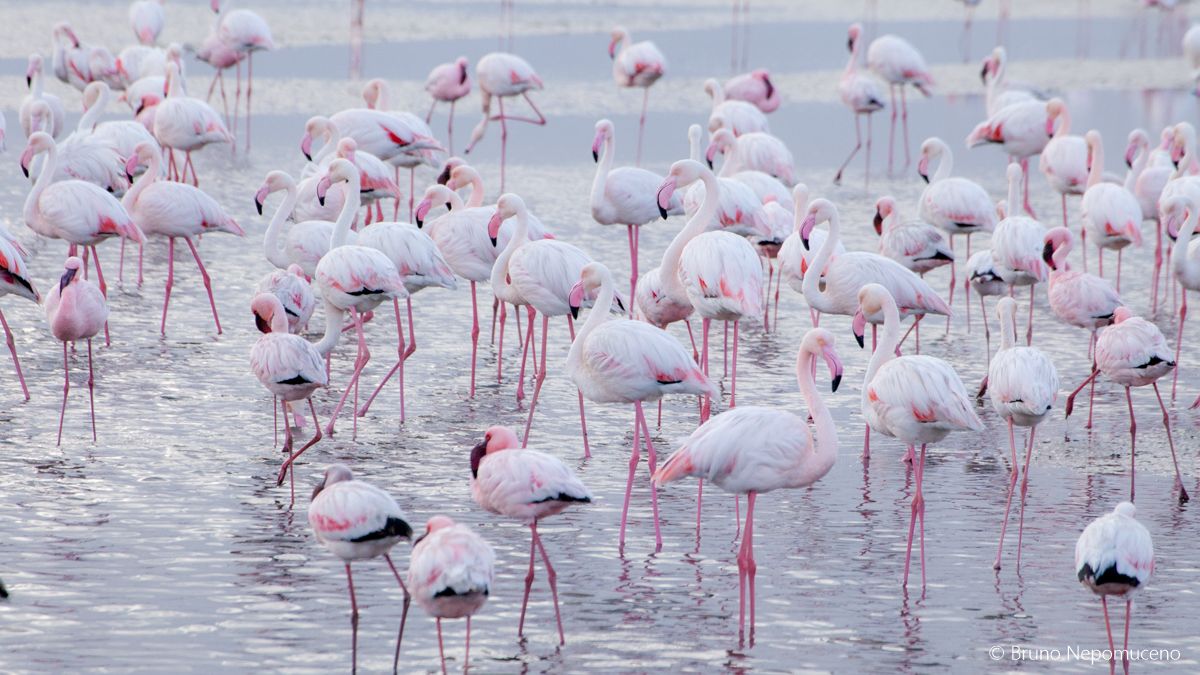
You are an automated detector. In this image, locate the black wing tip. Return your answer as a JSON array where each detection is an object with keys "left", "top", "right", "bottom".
[
  {"left": 532, "top": 493, "right": 591, "bottom": 504},
  {"left": 350, "top": 516, "right": 413, "bottom": 543}
]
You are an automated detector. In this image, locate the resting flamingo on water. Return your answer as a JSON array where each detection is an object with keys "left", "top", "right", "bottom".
[
  {"left": 470, "top": 425, "right": 591, "bottom": 646},
  {"left": 424, "top": 57, "right": 471, "bottom": 154},
  {"left": 866, "top": 32, "right": 933, "bottom": 173},
  {"left": 990, "top": 163, "right": 1048, "bottom": 344},
  {"left": 123, "top": 141, "right": 243, "bottom": 336},
  {"left": 985, "top": 297, "right": 1059, "bottom": 571},
  {"left": 153, "top": 63, "right": 232, "bottom": 186},
  {"left": 835, "top": 23, "right": 885, "bottom": 186},
  {"left": 568, "top": 262, "right": 716, "bottom": 551},
  {"left": 1075, "top": 502, "right": 1154, "bottom": 674},
  {"left": 464, "top": 52, "right": 546, "bottom": 192},
  {"left": 966, "top": 98, "right": 1051, "bottom": 218},
  {"left": 654, "top": 327, "right": 842, "bottom": 644},
  {"left": 407, "top": 516, "right": 494, "bottom": 672},
  {"left": 723, "top": 69, "right": 780, "bottom": 113},
  {"left": 1040, "top": 98, "right": 1088, "bottom": 230},
  {"left": 0, "top": 229, "right": 40, "bottom": 401},
  {"left": 1080, "top": 129, "right": 1143, "bottom": 291},
  {"left": 854, "top": 283, "right": 983, "bottom": 588},
  {"left": 308, "top": 464, "right": 413, "bottom": 674},
  {"left": 45, "top": 257, "right": 108, "bottom": 446},
  {"left": 873, "top": 196, "right": 954, "bottom": 276},
  {"left": 1064, "top": 307, "right": 1188, "bottom": 504},
  {"left": 591, "top": 118, "right": 682, "bottom": 307},
  {"left": 255, "top": 264, "right": 315, "bottom": 334},
  {"left": 608, "top": 26, "right": 665, "bottom": 166}
]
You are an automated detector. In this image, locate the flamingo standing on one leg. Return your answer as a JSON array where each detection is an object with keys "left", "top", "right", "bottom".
[
  {"left": 1064, "top": 307, "right": 1189, "bottom": 504},
  {"left": 567, "top": 262, "right": 717, "bottom": 552},
  {"left": 45, "top": 257, "right": 108, "bottom": 446},
  {"left": 867, "top": 32, "right": 934, "bottom": 174},
  {"left": 0, "top": 229, "right": 41, "bottom": 401},
  {"left": 854, "top": 283, "right": 983, "bottom": 588},
  {"left": 407, "top": 517, "right": 494, "bottom": 673},
  {"left": 470, "top": 425, "right": 591, "bottom": 645},
  {"left": 464, "top": 52, "right": 545, "bottom": 193},
  {"left": 990, "top": 163, "right": 1048, "bottom": 345},
  {"left": 1075, "top": 502, "right": 1154, "bottom": 674},
  {"left": 153, "top": 63, "right": 232, "bottom": 186},
  {"left": 654, "top": 327, "right": 842, "bottom": 644},
  {"left": 1080, "top": 130, "right": 1143, "bottom": 292},
  {"left": 608, "top": 26, "right": 665, "bottom": 167},
  {"left": 591, "top": 119, "right": 682, "bottom": 309},
  {"left": 424, "top": 57, "right": 471, "bottom": 155},
  {"left": 123, "top": 142, "right": 243, "bottom": 336},
  {"left": 835, "top": 23, "right": 885, "bottom": 186},
  {"left": 986, "top": 297, "right": 1059, "bottom": 571},
  {"left": 205, "top": 0, "right": 273, "bottom": 152},
  {"left": 1161, "top": 196, "right": 1200, "bottom": 405},
  {"left": 966, "top": 98, "right": 1051, "bottom": 218},
  {"left": 308, "top": 464, "right": 413, "bottom": 674}
]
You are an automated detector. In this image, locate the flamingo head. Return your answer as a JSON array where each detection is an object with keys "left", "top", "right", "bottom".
[
  {"left": 803, "top": 328, "right": 843, "bottom": 392},
  {"left": 471, "top": 426, "right": 521, "bottom": 476},
  {"left": 1042, "top": 226, "right": 1072, "bottom": 271},
  {"left": 592, "top": 119, "right": 613, "bottom": 163},
  {"left": 414, "top": 198, "right": 434, "bottom": 228},
  {"left": 569, "top": 262, "right": 612, "bottom": 319},
  {"left": 847, "top": 23, "right": 862, "bottom": 51},
  {"left": 250, "top": 293, "right": 285, "bottom": 334},
  {"left": 1112, "top": 307, "right": 1134, "bottom": 324},
  {"left": 853, "top": 283, "right": 894, "bottom": 348},
  {"left": 209, "top": 0, "right": 221, "bottom": 14},
  {"left": 335, "top": 137, "right": 358, "bottom": 164},
  {"left": 19, "top": 131, "right": 54, "bottom": 178},
  {"left": 1124, "top": 129, "right": 1148, "bottom": 168},
  {"left": 255, "top": 170, "right": 292, "bottom": 215},
  {"left": 316, "top": 159, "right": 357, "bottom": 205},
  {"left": 917, "top": 138, "right": 941, "bottom": 182},
  {"left": 873, "top": 196, "right": 895, "bottom": 236},
  {"left": 800, "top": 198, "right": 836, "bottom": 250},
  {"left": 25, "top": 54, "right": 42, "bottom": 88},
  {"left": 58, "top": 256, "right": 84, "bottom": 294},
  {"left": 300, "top": 116, "right": 329, "bottom": 161},
  {"left": 437, "top": 157, "right": 464, "bottom": 185},
  {"left": 413, "top": 516, "right": 456, "bottom": 545},
  {"left": 311, "top": 464, "right": 355, "bottom": 500},
  {"left": 1045, "top": 99, "right": 1065, "bottom": 138},
  {"left": 659, "top": 159, "right": 706, "bottom": 217},
  {"left": 361, "top": 78, "right": 386, "bottom": 110},
  {"left": 1162, "top": 195, "right": 1194, "bottom": 240},
  {"left": 608, "top": 27, "right": 629, "bottom": 59},
  {"left": 487, "top": 193, "right": 524, "bottom": 245},
  {"left": 54, "top": 23, "right": 80, "bottom": 48}
]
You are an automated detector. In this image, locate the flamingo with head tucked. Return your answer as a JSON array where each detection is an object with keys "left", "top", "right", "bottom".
[
  {"left": 424, "top": 57, "right": 471, "bottom": 154},
  {"left": 966, "top": 249, "right": 1007, "bottom": 363},
  {"left": 609, "top": 26, "right": 666, "bottom": 165},
  {"left": 255, "top": 264, "right": 315, "bottom": 334},
  {"left": 703, "top": 78, "right": 768, "bottom": 137},
  {"left": 873, "top": 196, "right": 954, "bottom": 275},
  {"left": 723, "top": 69, "right": 780, "bottom": 114}
]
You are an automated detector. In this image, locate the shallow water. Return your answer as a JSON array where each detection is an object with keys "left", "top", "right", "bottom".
[{"left": 3, "top": 2, "right": 1200, "bottom": 673}]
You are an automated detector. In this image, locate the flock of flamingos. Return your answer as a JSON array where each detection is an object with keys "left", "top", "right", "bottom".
[{"left": 8, "top": 0, "right": 1200, "bottom": 672}]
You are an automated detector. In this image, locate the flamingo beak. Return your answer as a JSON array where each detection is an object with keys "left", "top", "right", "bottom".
[
  {"left": 823, "top": 344, "right": 843, "bottom": 393},
  {"left": 1042, "top": 241, "right": 1057, "bottom": 270},
  {"left": 254, "top": 185, "right": 269, "bottom": 215},
  {"left": 437, "top": 163, "right": 452, "bottom": 185},
  {"left": 300, "top": 134, "right": 313, "bottom": 161},
  {"left": 979, "top": 60, "right": 990, "bottom": 84},
  {"left": 1124, "top": 143, "right": 1136, "bottom": 169},
  {"left": 799, "top": 214, "right": 817, "bottom": 250},
  {"left": 124, "top": 154, "right": 139, "bottom": 182},
  {"left": 873, "top": 209, "right": 884, "bottom": 236},
  {"left": 591, "top": 133, "right": 602, "bottom": 163},
  {"left": 704, "top": 143, "right": 717, "bottom": 170},
  {"left": 568, "top": 281, "right": 585, "bottom": 320},
  {"left": 486, "top": 211, "right": 502, "bottom": 246},
  {"left": 414, "top": 198, "right": 432, "bottom": 227},
  {"left": 656, "top": 177, "right": 677, "bottom": 220},
  {"left": 469, "top": 440, "right": 487, "bottom": 478},
  {"left": 59, "top": 266, "right": 77, "bottom": 294},
  {"left": 608, "top": 38, "right": 618, "bottom": 59},
  {"left": 19, "top": 147, "right": 32, "bottom": 178},
  {"left": 316, "top": 176, "right": 331, "bottom": 206},
  {"left": 851, "top": 309, "right": 866, "bottom": 349},
  {"left": 917, "top": 156, "right": 929, "bottom": 182},
  {"left": 310, "top": 475, "right": 327, "bottom": 500}
]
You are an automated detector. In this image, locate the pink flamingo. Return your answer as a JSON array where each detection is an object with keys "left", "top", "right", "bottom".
[
  {"left": 680, "top": 125, "right": 771, "bottom": 237},
  {"left": 21, "top": 132, "right": 144, "bottom": 346},
  {"left": 359, "top": 80, "right": 441, "bottom": 221},
  {"left": 1125, "top": 128, "right": 1173, "bottom": 315},
  {"left": 723, "top": 69, "right": 781, "bottom": 114},
  {"left": 255, "top": 264, "right": 315, "bottom": 334},
  {"left": 1075, "top": 502, "right": 1154, "bottom": 674},
  {"left": 50, "top": 23, "right": 121, "bottom": 92},
  {"left": 295, "top": 136, "right": 399, "bottom": 225},
  {"left": 609, "top": 26, "right": 666, "bottom": 166},
  {"left": 0, "top": 229, "right": 41, "bottom": 401},
  {"left": 778, "top": 184, "right": 840, "bottom": 295},
  {"left": 464, "top": 52, "right": 545, "bottom": 192},
  {"left": 706, "top": 128, "right": 795, "bottom": 186},
  {"left": 153, "top": 63, "right": 232, "bottom": 186},
  {"left": 966, "top": 98, "right": 1050, "bottom": 218},
  {"left": 129, "top": 0, "right": 165, "bottom": 45},
  {"left": 308, "top": 464, "right": 413, "bottom": 674},
  {"left": 990, "top": 163, "right": 1049, "bottom": 344},
  {"left": 45, "top": 257, "right": 108, "bottom": 445},
  {"left": 866, "top": 32, "right": 933, "bottom": 173},
  {"left": 123, "top": 141, "right": 243, "bottom": 336},
  {"left": 704, "top": 79, "right": 768, "bottom": 137},
  {"left": 470, "top": 425, "right": 591, "bottom": 645},
  {"left": 873, "top": 196, "right": 954, "bottom": 275},
  {"left": 834, "top": 23, "right": 885, "bottom": 186},
  {"left": 201, "top": 0, "right": 273, "bottom": 152},
  {"left": 1163, "top": 196, "right": 1200, "bottom": 404},
  {"left": 22, "top": 100, "right": 127, "bottom": 196},
  {"left": 1081, "top": 129, "right": 1143, "bottom": 291},
  {"left": 1040, "top": 98, "right": 1088, "bottom": 231},
  {"left": 567, "top": 261, "right": 716, "bottom": 551},
  {"left": 980, "top": 47, "right": 1038, "bottom": 117},
  {"left": 1043, "top": 226, "right": 1121, "bottom": 429},
  {"left": 407, "top": 516, "right": 494, "bottom": 672},
  {"left": 424, "top": 57, "right": 472, "bottom": 155},
  {"left": 77, "top": 81, "right": 160, "bottom": 168},
  {"left": 1064, "top": 307, "right": 1188, "bottom": 504},
  {"left": 918, "top": 136, "right": 997, "bottom": 329},
  {"left": 314, "top": 160, "right": 408, "bottom": 437},
  {"left": 257, "top": 171, "right": 347, "bottom": 279},
  {"left": 249, "top": 293, "right": 332, "bottom": 503},
  {"left": 966, "top": 250, "right": 1007, "bottom": 364},
  {"left": 21, "top": 54, "right": 65, "bottom": 139},
  {"left": 654, "top": 327, "right": 842, "bottom": 643},
  {"left": 985, "top": 297, "right": 1059, "bottom": 571},
  {"left": 855, "top": 283, "right": 983, "bottom": 588},
  {"left": 328, "top": 105, "right": 443, "bottom": 167},
  {"left": 591, "top": 119, "right": 682, "bottom": 308}
]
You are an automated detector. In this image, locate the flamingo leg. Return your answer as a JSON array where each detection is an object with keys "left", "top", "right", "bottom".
[
  {"left": 353, "top": 299, "right": 406, "bottom": 418},
  {"left": 736, "top": 491, "right": 757, "bottom": 644},
  {"left": 183, "top": 237, "right": 223, "bottom": 334},
  {"left": 1102, "top": 596, "right": 1117, "bottom": 668},
  {"left": 1173, "top": 289, "right": 1186, "bottom": 401},
  {"left": 981, "top": 294, "right": 992, "bottom": 365},
  {"left": 993, "top": 419, "right": 1019, "bottom": 570},
  {"left": 1063, "top": 367, "right": 1099, "bottom": 420},
  {"left": 464, "top": 615, "right": 471, "bottom": 671},
  {"left": 731, "top": 320, "right": 739, "bottom": 406},
  {"left": 448, "top": 99, "right": 456, "bottom": 156},
  {"left": 902, "top": 444, "right": 927, "bottom": 588},
  {"left": 1122, "top": 599, "right": 1132, "bottom": 672},
  {"left": 161, "top": 237, "right": 175, "bottom": 336},
  {"left": 865, "top": 111, "right": 874, "bottom": 190},
  {"left": 636, "top": 401, "right": 663, "bottom": 551},
  {"left": 900, "top": 86, "right": 910, "bottom": 169},
  {"left": 86, "top": 338, "right": 96, "bottom": 443},
  {"left": 383, "top": 553, "right": 412, "bottom": 671},
  {"left": 498, "top": 96, "right": 507, "bottom": 192},
  {"left": 1152, "top": 383, "right": 1190, "bottom": 503},
  {"left": 232, "top": 61, "right": 241, "bottom": 153},
  {"left": 276, "top": 399, "right": 323, "bottom": 502},
  {"left": 245, "top": 54, "right": 253, "bottom": 153},
  {"left": 88, "top": 246, "right": 111, "bottom": 347},
  {"left": 568, "top": 315, "right": 590, "bottom": 456},
  {"left": 1014, "top": 425, "right": 1037, "bottom": 571},
  {"left": 636, "top": 87, "right": 649, "bottom": 168},
  {"left": 1020, "top": 158, "right": 1035, "bottom": 218},
  {"left": 532, "top": 522, "right": 566, "bottom": 645},
  {"left": 516, "top": 305, "right": 531, "bottom": 402},
  {"left": 833, "top": 112, "right": 862, "bottom": 185},
  {"left": 1026, "top": 284, "right": 1034, "bottom": 345},
  {"left": 57, "top": 342, "right": 69, "bottom": 446},
  {"left": 469, "top": 281, "right": 479, "bottom": 398},
  {"left": 435, "top": 618, "right": 445, "bottom": 673},
  {"left": 700, "top": 317, "right": 712, "bottom": 422},
  {"left": 1126, "top": 386, "right": 1137, "bottom": 503},
  {"left": 325, "top": 309, "right": 371, "bottom": 436},
  {"left": 517, "top": 524, "right": 537, "bottom": 637},
  {"left": 1152, "top": 219, "right": 1162, "bottom": 317},
  {"left": 496, "top": 300, "right": 506, "bottom": 382},
  {"left": 887, "top": 84, "right": 897, "bottom": 174},
  {"left": 0, "top": 308, "right": 30, "bottom": 401},
  {"left": 521, "top": 314, "right": 549, "bottom": 447},
  {"left": 618, "top": 404, "right": 640, "bottom": 551},
  {"left": 344, "top": 563, "right": 359, "bottom": 675},
  {"left": 945, "top": 235, "right": 955, "bottom": 334}
]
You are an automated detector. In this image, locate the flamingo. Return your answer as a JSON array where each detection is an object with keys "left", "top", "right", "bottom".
[
  {"left": 778, "top": 184, "right": 842, "bottom": 298},
  {"left": 918, "top": 136, "right": 997, "bottom": 328},
  {"left": 567, "top": 261, "right": 716, "bottom": 551},
  {"left": 153, "top": 63, "right": 232, "bottom": 186},
  {"left": 966, "top": 98, "right": 1051, "bottom": 218},
  {"left": 1080, "top": 129, "right": 1143, "bottom": 291},
  {"left": 424, "top": 57, "right": 472, "bottom": 155},
  {"left": 257, "top": 171, "right": 345, "bottom": 279},
  {"left": 653, "top": 327, "right": 842, "bottom": 642},
  {"left": 203, "top": 0, "right": 274, "bottom": 152},
  {"left": 656, "top": 160, "right": 764, "bottom": 420},
  {"left": 985, "top": 297, "right": 1059, "bottom": 571},
  {"left": 76, "top": 82, "right": 160, "bottom": 167},
  {"left": 873, "top": 196, "right": 954, "bottom": 275},
  {"left": 980, "top": 47, "right": 1039, "bottom": 116},
  {"left": 1162, "top": 196, "right": 1200, "bottom": 404},
  {"left": 854, "top": 283, "right": 983, "bottom": 588},
  {"left": 800, "top": 198, "right": 951, "bottom": 359},
  {"left": 591, "top": 118, "right": 682, "bottom": 307},
  {"left": 255, "top": 264, "right": 315, "bottom": 334},
  {"left": 1043, "top": 226, "right": 1122, "bottom": 429},
  {"left": 249, "top": 293, "right": 333, "bottom": 503},
  {"left": 21, "top": 54, "right": 65, "bottom": 139},
  {"left": 609, "top": 26, "right": 666, "bottom": 166},
  {"left": 328, "top": 106, "right": 442, "bottom": 168},
  {"left": 295, "top": 136, "right": 400, "bottom": 225},
  {"left": 464, "top": 52, "right": 546, "bottom": 192},
  {"left": 45, "top": 257, "right": 108, "bottom": 446},
  {"left": 407, "top": 516, "right": 494, "bottom": 672},
  {"left": 966, "top": 249, "right": 1007, "bottom": 364},
  {"left": 1075, "top": 502, "right": 1155, "bottom": 673},
  {"left": 354, "top": 219, "right": 458, "bottom": 424},
  {"left": 129, "top": 0, "right": 165, "bottom": 45},
  {"left": 1125, "top": 128, "right": 1173, "bottom": 315},
  {"left": 23, "top": 100, "right": 128, "bottom": 196},
  {"left": 470, "top": 425, "right": 591, "bottom": 645},
  {"left": 313, "top": 159, "right": 408, "bottom": 437},
  {"left": 1064, "top": 307, "right": 1188, "bottom": 504},
  {"left": 0, "top": 229, "right": 41, "bottom": 401},
  {"left": 117, "top": 42, "right": 183, "bottom": 87},
  {"left": 703, "top": 78, "right": 768, "bottom": 137},
  {"left": 990, "top": 163, "right": 1048, "bottom": 344},
  {"left": 706, "top": 128, "right": 795, "bottom": 186},
  {"left": 723, "top": 69, "right": 781, "bottom": 114},
  {"left": 835, "top": 23, "right": 885, "bottom": 186},
  {"left": 1187, "top": 23, "right": 1200, "bottom": 93},
  {"left": 359, "top": 80, "right": 443, "bottom": 221},
  {"left": 1040, "top": 98, "right": 1088, "bottom": 230},
  {"left": 308, "top": 464, "right": 413, "bottom": 674},
  {"left": 489, "top": 194, "right": 615, "bottom": 453},
  {"left": 50, "top": 23, "right": 122, "bottom": 92},
  {"left": 866, "top": 32, "right": 933, "bottom": 173}
]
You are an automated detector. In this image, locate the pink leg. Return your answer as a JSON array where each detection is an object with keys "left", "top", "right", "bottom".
[
  {"left": 902, "top": 444, "right": 927, "bottom": 588},
  {"left": 628, "top": 224, "right": 639, "bottom": 314},
  {"left": 568, "top": 316, "right": 590, "bottom": 457},
  {"left": 435, "top": 618, "right": 445, "bottom": 673},
  {"left": 1014, "top": 425, "right": 1037, "bottom": 571},
  {"left": 685, "top": 319, "right": 699, "bottom": 362},
  {"left": 1152, "top": 219, "right": 1163, "bottom": 317},
  {"left": 353, "top": 298, "right": 405, "bottom": 418},
  {"left": 245, "top": 54, "right": 252, "bottom": 153},
  {"left": 516, "top": 306, "right": 531, "bottom": 402},
  {"left": 521, "top": 314, "right": 549, "bottom": 447},
  {"left": 383, "top": 554, "right": 411, "bottom": 670},
  {"left": 736, "top": 491, "right": 757, "bottom": 643},
  {"left": 183, "top": 237, "right": 223, "bottom": 334},
  {"left": 1116, "top": 248, "right": 1123, "bottom": 292},
  {"left": 700, "top": 318, "right": 712, "bottom": 422},
  {"left": 0, "top": 308, "right": 30, "bottom": 401},
  {"left": 232, "top": 61, "right": 240, "bottom": 152},
  {"left": 1026, "top": 284, "right": 1034, "bottom": 345},
  {"left": 1173, "top": 290, "right": 1186, "bottom": 401},
  {"left": 161, "top": 237, "right": 175, "bottom": 336},
  {"left": 138, "top": 241, "right": 145, "bottom": 287},
  {"left": 900, "top": 86, "right": 910, "bottom": 169},
  {"left": 517, "top": 526, "right": 536, "bottom": 637},
  {"left": 730, "top": 320, "right": 739, "bottom": 406},
  {"left": 833, "top": 113, "right": 862, "bottom": 185},
  {"left": 448, "top": 100, "right": 457, "bottom": 156},
  {"left": 618, "top": 405, "right": 641, "bottom": 551},
  {"left": 57, "top": 342, "right": 69, "bottom": 446},
  {"left": 763, "top": 261, "right": 773, "bottom": 331},
  {"left": 88, "top": 246, "right": 111, "bottom": 347},
  {"left": 993, "top": 419, "right": 1019, "bottom": 570},
  {"left": 945, "top": 235, "right": 955, "bottom": 334},
  {"left": 887, "top": 84, "right": 897, "bottom": 174},
  {"left": 723, "top": 320, "right": 729, "bottom": 378},
  {"left": 86, "top": 338, "right": 96, "bottom": 442},
  {"left": 498, "top": 96, "right": 507, "bottom": 193},
  {"left": 1101, "top": 596, "right": 1116, "bottom": 668},
  {"left": 344, "top": 563, "right": 359, "bottom": 674},
  {"left": 980, "top": 294, "right": 992, "bottom": 365},
  {"left": 118, "top": 239, "right": 125, "bottom": 283},
  {"left": 325, "top": 310, "right": 371, "bottom": 436},
  {"left": 1063, "top": 367, "right": 1099, "bottom": 420},
  {"left": 276, "top": 400, "right": 323, "bottom": 505},
  {"left": 1122, "top": 599, "right": 1132, "bottom": 672},
  {"left": 1126, "top": 386, "right": 1137, "bottom": 503},
  {"left": 1152, "top": 383, "right": 1190, "bottom": 503},
  {"left": 636, "top": 402, "right": 664, "bottom": 551},
  {"left": 636, "top": 87, "right": 649, "bottom": 167},
  {"left": 464, "top": 615, "right": 471, "bottom": 670},
  {"left": 469, "top": 281, "right": 479, "bottom": 398},
  {"left": 496, "top": 301, "right": 506, "bottom": 383},
  {"left": 532, "top": 523, "right": 566, "bottom": 645}
]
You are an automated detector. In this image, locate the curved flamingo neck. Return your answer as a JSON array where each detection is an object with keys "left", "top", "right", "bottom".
[
  {"left": 1172, "top": 203, "right": 1200, "bottom": 281},
  {"left": 1051, "top": 237, "right": 1073, "bottom": 276},
  {"left": 491, "top": 204, "right": 529, "bottom": 295},
  {"left": 861, "top": 292, "right": 902, "bottom": 408},
  {"left": 24, "top": 144, "right": 58, "bottom": 229},
  {"left": 330, "top": 174, "right": 363, "bottom": 248},
  {"left": 568, "top": 269, "right": 615, "bottom": 371},
  {"left": 1173, "top": 129, "right": 1196, "bottom": 181},
  {"left": 263, "top": 181, "right": 298, "bottom": 270},
  {"left": 77, "top": 86, "right": 110, "bottom": 133},
  {"left": 122, "top": 150, "right": 162, "bottom": 212},
  {"left": 997, "top": 303, "right": 1016, "bottom": 351},
  {"left": 795, "top": 343, "right": 836, "bottom": 483},
  {"left": 462, "top": 168, "right": 485, "bottom": 208},
  {"left": 1125, "top": 140, "right": 1147, "bottom": 192},
  {"left": 313, "top": 120, "right": 340, "bottom": 166},
  {"left": 32, "top": 67, "right": 46, "bottom": 99},
  {"left": 313, "top": 299, "right": 344, "bottom": 356},
  {"left": 662, "top": 172, "right": 718, "bottom": 303},
  {"left": 802, "top": 212, "right": 841, "bottom": 314},
  {"left": 1054, "top": 107, "right": 1071, "bottom": 138},
  {"left": 591, "top": 131, "right": 614, "bottom": 213},
  {"left": 932, "top": 142, "right": 953, "bottom": 182},
  {"left": 844, "top": 40, "right": 859, "bottom": 74},
  {"left": 441, "top": 188, "right": 464, "bottom": 211},
  {"left": 1087, "top": 134, "right": 1105, "bottom": 189}
]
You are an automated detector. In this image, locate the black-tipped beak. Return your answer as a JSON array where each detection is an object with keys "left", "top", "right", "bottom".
[
  {"left": 847, "top": 38, "right": 853, "bottom": 51},
  {"left": 854, "top": 332, "right": 864, "bottom": 349},
  {"left": 311, "top": 477, "right": 327, "bottom": 500},
  {"left": 658, "top": 205, "right": 668, "bottom": 220},
  {"left": 1042, "top": 241, "right": 1056, "bottom": 270},
  {"left": 570, "top": 305, "right": 579, "bottom": 320},
  {"left": 21, "top": 163, "right": 29, "bottom": 179},
  {"left": 489, "top": 235, "right": 498, "bottom": 247},
  {"left": 255, "top": 198, "right": 264, "bottom": 216},
  {"left": 873, "top": 210, "right": 883, "bottom": 235},
  {"left": 979, "top": 64, "right": 988, "bottom": 84},
  {"left": 26, "top": 76, "right": 31, "bottom": 88},
  {"left": 919, "top": 172, "right": 929, "bottom": 184},
  {"left": 469, "top": 440, "right": 487, "bottom": 478},
  {"left": 317, "top": 193, "right": 326, "bottom": 206},
  {"left": 437, "top": 164, "right": 452, "bottom": 185},
  {"left": 706, "top": 158, "right": 713, "bottom": 170},
  {"left": 592, "top": 150, "right": 598, "bottom": 162},
  {"left": 303, "top": 151, "right": 312, "bottom": 162},
  {"left": 801, "top": 236, "right": 810, "bottom": 251},
  {"left": 59, "top": 267, "right": 76, "bottom": 294},
  {"left": 616, "top": 296, "right": 625, "bottom": 313},
  {"left": 415, "top": 215, "right": 424, "bottom": 227},
  {"left": 125, "top": 168, "right": 135, "bottom": 183},
  {"left": 1174, "top": 158, "right": 1181, "bottom": 169},
  {"left": 831, "top": 373, "right": 842, "bottom": 393}
]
